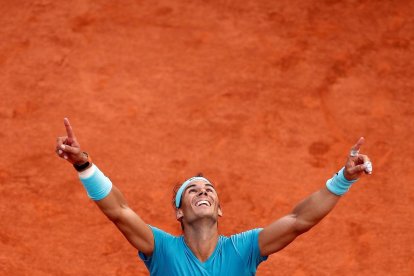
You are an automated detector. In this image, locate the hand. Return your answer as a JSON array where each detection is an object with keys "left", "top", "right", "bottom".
[
  {"left": 55, "top": 118, "right": 87, "bottom": 165},
  {"left": 343, "top": 137, "right": 372, "bottom": 181}
]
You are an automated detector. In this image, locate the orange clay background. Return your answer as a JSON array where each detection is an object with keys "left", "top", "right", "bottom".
[{"left": 1, "top": 1, "right": 413, "bottom": 275}]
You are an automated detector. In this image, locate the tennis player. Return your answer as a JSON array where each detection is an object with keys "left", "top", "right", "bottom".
[{"left": 56, "top": 117, "right": 372, "bottom": 275}]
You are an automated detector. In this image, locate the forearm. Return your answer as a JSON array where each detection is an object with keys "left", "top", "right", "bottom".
[
  {"left": 77, "top": 163, "right": 120, "bottom": 219},
  {"left": 78, "top": 164, "right": 129, "bottom": 221},
  {"left": 292, "top": 187, "right": 339, "bottom": 232},
  {"left": 292, "top": 166, "right": 359, "bottom": 232},
  {"left": 77, "top": 163, "right": 154, "bottom": 253},
  {"left": 56, "top": 119, "right": 154, "bottom": 253},
  {"left": 95, "top": 185, "right": 130, "bottom": 221}
]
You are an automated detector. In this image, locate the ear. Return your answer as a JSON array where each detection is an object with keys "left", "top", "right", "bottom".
[
  {"left": 218, "top": 205, "right": 223, "bottom": 217},
  {"left": 176, "top": 208, "right": 184, "bottom": 220}
]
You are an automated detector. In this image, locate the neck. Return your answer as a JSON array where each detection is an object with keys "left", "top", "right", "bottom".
[{"left": 183, "top": 220, "right": 219, "bottom": 262}]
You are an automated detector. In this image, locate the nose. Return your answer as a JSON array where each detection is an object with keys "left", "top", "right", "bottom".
[{"left": 198, "top": 189, "right": 207, "bottom": 196}]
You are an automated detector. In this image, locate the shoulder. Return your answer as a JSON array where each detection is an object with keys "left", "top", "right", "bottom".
[
  {"left": 150, "top": 226, "right": 176, "bottom": 238},
  {"left": 220, "top": 228, "right": 263, "bottom": 252},
  {"left": 149, "top": 225, "right": 182, "bottom": 245},
  {"left": 139, "top": 226, "right": 183, "bottom": 261},
  {"left": 223, "top": 229, "right": 268, "bottom": 269},
  {"left": 230, "top": 228, "right": 263, "bottom": 242},
  {"left": 229, "top": 229, "right": 264, "bottom": 257}
]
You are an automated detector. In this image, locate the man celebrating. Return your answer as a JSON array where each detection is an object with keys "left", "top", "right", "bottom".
[{"left": 56, "top": 118, "right": 372, "bottom": 275}]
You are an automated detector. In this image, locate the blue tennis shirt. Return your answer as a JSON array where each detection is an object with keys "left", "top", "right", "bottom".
[{"left": 138, "top": 226, "right": 268, "bottom": 275}]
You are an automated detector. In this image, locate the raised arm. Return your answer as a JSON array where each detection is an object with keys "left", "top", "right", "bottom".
[
  {"left": 259, "top": 137, "right": 372, "bottom": 256},
  {"left": 56, "top": 118, "right": 154, "bottom": 255}
]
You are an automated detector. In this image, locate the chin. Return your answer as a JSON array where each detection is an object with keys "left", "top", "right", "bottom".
[{"left": 193, "top": 209, "right": 216, "bottom": 217}]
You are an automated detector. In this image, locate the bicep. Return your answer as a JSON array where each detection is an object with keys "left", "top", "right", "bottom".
[
  {"left": 259, "top": 214, "right": 303, "bottom": 256},
  {"left": 112, "top": 207, "right": 154, "bottom": 255}
]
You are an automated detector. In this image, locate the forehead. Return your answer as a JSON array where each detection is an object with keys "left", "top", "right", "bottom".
[{"left": 185, "top": 180, "right": 216, "bottom": 190}]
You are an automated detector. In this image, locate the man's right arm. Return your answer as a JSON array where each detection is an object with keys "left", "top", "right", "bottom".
[
  {"left": 56, "top": 118, "right": 154, "bottom": 256},
  {"left": 94, "top": 183, "right": 154, "bottom": 256}
]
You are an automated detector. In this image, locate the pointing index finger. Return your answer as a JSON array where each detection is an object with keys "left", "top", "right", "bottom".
[
  {"left": 351, "top": 137, "right": 365, "bottom": 151},
  {"left": 63, "top": 117, "right": 76, "bottom": 139}
]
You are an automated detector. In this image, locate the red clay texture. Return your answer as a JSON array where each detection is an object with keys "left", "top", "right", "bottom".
[{"left": 0, "top": 0, "right": 413, "bottom": 275}]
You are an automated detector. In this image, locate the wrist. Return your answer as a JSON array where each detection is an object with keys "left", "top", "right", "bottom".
[
  {"left": 79, "top": 164, "right": 112, "bottom": 201},
  {"left": 343, "top": 168, "right": 357, "bottom": 181},
  {"left": 73, "top": 152, "right": 92, "bottom": 172},
  {"left": 326, "top": 167, "right": 358, "bottom": 196}
]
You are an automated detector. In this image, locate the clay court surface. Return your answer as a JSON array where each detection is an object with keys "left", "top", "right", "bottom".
[{"left": 1, "top": 0, "right": 413, "bottom": 275}]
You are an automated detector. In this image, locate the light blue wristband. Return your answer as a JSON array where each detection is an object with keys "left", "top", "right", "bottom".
[
  {"left": 326, "top": 167, "right": 357, "bottom": 196},
  {"left": 79, "top": 164, "right": 112, "bottom": 201}
]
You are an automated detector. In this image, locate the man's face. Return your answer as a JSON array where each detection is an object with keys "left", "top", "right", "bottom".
[{"left": 176, "top": 180, "right": 222, "bottom": 223}]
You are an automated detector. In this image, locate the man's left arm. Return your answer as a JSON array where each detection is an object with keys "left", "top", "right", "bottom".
[{"left": 259, "top": 137, "right": 372, "bottom": 256}]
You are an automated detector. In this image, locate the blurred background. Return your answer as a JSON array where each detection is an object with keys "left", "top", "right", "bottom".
[{"left": 0, "top": 0, "right": 413, "bottom": 275}]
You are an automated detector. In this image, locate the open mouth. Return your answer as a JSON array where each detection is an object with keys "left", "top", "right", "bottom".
[{"left": 195, "top": 200, "right": 211, "bottom": 207}]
